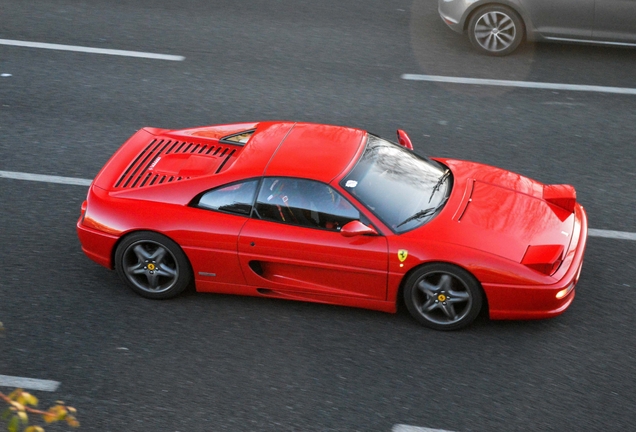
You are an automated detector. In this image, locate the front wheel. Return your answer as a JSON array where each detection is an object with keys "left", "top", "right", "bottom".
[
  {"left": 115, "top": 231, "right": 192, "bottom": 299},
  {"left": 404, "top": 263, "right": 483, "bottom": 330},
  {"left": 468, "top": 5, "right": 524, "bottom": 56}
]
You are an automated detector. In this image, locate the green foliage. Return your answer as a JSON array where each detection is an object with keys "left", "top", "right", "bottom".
[{"left": 1, "top": 388, "right": 79, "bottom": 431}]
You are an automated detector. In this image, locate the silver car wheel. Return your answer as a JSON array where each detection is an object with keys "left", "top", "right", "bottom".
[
  {"left": 468, "top": 6, "right": 524, "bottom": 56},
  {"left": 475, "top": 12, "right": 516, "bottom": 52}
]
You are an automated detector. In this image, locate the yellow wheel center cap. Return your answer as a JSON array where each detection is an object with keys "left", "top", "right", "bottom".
[
  {"left": 437, "top": 294, "right": 447, "bottom": 302},
  {"left": 147, "top": 263, "right": 156, "bottom": 271}
]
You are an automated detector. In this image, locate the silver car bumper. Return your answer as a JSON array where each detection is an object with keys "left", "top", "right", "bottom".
[{"left": 438, "top": 0, "right": 471, "bottom": 33}]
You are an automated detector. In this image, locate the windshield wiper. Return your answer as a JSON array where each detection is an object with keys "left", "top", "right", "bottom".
[
  {"left": 396, "top": 208, "right": 436, "bottom": 228},
  {"left": 428, "top": 169, "right": 450, "bottom": 203},
  {"left": 396, "top": 195, "right": 450, "bottom": 229}
]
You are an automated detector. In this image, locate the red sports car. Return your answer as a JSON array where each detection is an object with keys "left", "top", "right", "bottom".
[{"left": 77, "top": 121, "right": 587, "bottom": 330}]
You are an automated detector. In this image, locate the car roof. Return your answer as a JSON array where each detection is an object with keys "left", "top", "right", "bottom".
[
  {"left": 198, "top": 121, "right": 366, "bottom": 183},
  {"left": 258, "top": 122, "right": 367, "bottom": 183}
]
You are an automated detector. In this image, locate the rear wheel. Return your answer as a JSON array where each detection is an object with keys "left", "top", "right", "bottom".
[
  {"left": 468, "top": 5, "right": 524, "bottom": 56},
  {"left": 404, "top": 263, "right": 483, "bottom": 330},
  {"left": 115, "top": 232, "right": 191, "bottom": 299}
]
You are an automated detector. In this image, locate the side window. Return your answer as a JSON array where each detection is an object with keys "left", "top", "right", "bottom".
[
  {"left": 255, "top": 177, "right": 360, "bottom": 231},
  {"left": 220, "top": 130, "right": 255, "bottom": 145},
  {"left": 196, "top": 179, "right": 258, "bottom": 216}
]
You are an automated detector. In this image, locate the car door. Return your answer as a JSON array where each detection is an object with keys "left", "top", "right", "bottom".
[
  {"left": 593, "top": 0, "right": 636, "bottom": 42},
  {"left": 522, "top": 0, "right": 594, "bottom": 38},
  {"left": 237, "top": 177, "right": 388, "bottom": 300},
  {"left": 177, "top": 179, "right": 259, "bottom": 286}
]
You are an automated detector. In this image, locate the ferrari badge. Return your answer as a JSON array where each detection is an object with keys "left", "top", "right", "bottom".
[{"left": 397, "top": 249, "right": 408, "bottom": 262}]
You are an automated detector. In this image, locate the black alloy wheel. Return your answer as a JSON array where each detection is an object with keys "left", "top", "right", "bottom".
[
  {"left": 404, "top": 263, "right": 483, "bottom": 330},
  {"left": 115, "top": 231, "right": 192, "bottom": 299}
]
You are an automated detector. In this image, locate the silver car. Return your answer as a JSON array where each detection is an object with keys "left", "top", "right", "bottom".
[{"left": 438, "top": 0, "right": 636, "bottom": 55}]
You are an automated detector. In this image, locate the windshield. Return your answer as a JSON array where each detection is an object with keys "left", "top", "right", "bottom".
[{"left": 341, "top": 135, "right": 451, "bottom": 233}]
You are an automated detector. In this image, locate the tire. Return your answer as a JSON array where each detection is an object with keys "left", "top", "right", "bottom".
[
  {"left": 468, "top": 5, "right": 524, "bottom": 56},
  {"left": 403, "top": 263, "right": 483, "bottom": 331},
  {"left": 115, "top": 231, "right": 192, "bottom": 299}
]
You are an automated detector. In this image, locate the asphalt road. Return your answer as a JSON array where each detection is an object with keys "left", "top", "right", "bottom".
[{"left": 1, "top": 1, "right": 635, "bottom": 431}]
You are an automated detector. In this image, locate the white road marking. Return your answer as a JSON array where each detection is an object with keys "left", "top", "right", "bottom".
[
  {"left": 401, "top": 74, "right": 636, "bottom": 95},
  {"left": 392, "top": 425, "right": 456, "bottom": 432},
  {"left": 0, "top": 375, "right": 60, "bottom": 392},
  {"left": 0, "top": 170, "right": 92, "bottom": 186},
  {"left": 1, "top": 170, "right": 635, "bottom": 241},
  {"left": 588, "top": 228, "right": 636, "bottom": 241},
  {"left": 0, "top": 38, "right": 185, "bottom": 61}
]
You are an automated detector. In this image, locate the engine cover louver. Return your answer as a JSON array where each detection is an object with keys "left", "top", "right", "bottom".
[{"left": 114, "top": 138, "right": 237, "bottom": 189}]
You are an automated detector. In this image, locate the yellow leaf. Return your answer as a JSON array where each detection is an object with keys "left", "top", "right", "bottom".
[
  {"left": 24, "top": 393, "right": 38, "bottom": 406},
  {"left": 10, "top": 401, "right": 24, "bottom": 412},
  {"left": 25, "top": 426, "right": 45, "bottom": 432},
  {"left": 17, "top": 410, "right": 28, "bottom": 422},
  {"left": 17, "top": 391, "right": 34, "bottom": 405},
  {"left": 43, "top": 412, "right": 57, "bottom": 423},
  {"left": 49, "top": 405, "right": 66, "bottom": 418}
]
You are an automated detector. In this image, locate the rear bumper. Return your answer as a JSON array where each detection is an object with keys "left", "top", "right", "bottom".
[
  {"left": 485, "top": 204, "right": 588, "bottom": 320},
  {"left": 77, "top": 219, "right": 118, "bottom": 269},
  {"left": 438, "top": 1, "right": 465, "bottom": 33}
]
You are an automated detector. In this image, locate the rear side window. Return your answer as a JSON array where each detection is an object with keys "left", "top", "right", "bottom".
[
  {"left": 196, "top": 180, "right": 258, "bottom": 216},
  {"left": 220, "top": 130, "right": 255, "bottom": 145}
]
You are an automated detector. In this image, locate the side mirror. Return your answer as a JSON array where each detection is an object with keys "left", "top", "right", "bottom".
[
  {"left": 396, "top": 129, "right": 414, "bottom": 150},
  {"left": 340, "top": 220, "right": 378, "bottom": 237}
]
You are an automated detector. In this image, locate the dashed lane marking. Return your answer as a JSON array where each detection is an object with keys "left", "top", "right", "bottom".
[
  {"left": 0, "top": 375, "right": 60, "bottom": 392},
  {"left": 588, "top": 228, "right": 636, "bottom": 241},
  {"left": 0, "top": 170, "right": 92, "bottom": 186},
  {"left": 0, "top": 38, "right": 185, "bottom": 61},
  {"left": 401, "top": 74, "right": 636, "bottom": 95},
  {"left": 1, "top": 170, "right": 635, "bottom": 241},
  {"left": 392, "top": 425, "right": 456, "bottom": 432}
]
